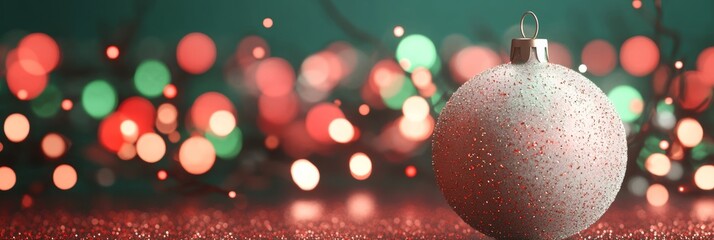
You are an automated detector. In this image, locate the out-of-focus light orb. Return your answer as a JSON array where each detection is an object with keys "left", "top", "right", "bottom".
[
  {"left": 120, "top": 119, "right": 138, "bottom": 142},
  {"left": 179, "top": 136, "right": 216, "bottom": 175},
  {"left": 236, "top": 36, "right": 270, "bottom": 68},
  {"left": 449, "top": 46, "right": 500, "bottom": 84},
  {"left": 306, "top": 103, "right": 345, "bottom": 143},
  {"left": 228, "top": 191, "right": 237, "bottom": 199},
  {"left": 190, "top": 92, "right": 236, "bottom": 132},
  {"left": 99, "top": 113, "right": 128, "bottom": 152},
  {"left": 96, "top": 168, "right": 115, "bottom": 187},
  {"left": 21, "top": 194, "right": 33, "bottom": 208},
  {"left": 549, "top": 42, "right": 573, "bottom": 68},
  {"left": 18, "top": 33, "right": 60, "bottom": 74},
  {"left": 696, "top": 47, "right": 714, "bottom": 85},
  {"left": 670, "top": 71, "right": 711, "bottom": 111},
  {"left": 265, "top": 135, "right": 279, "bottom": 150},
  {"left": 53, "top": 164, "right": 77, "bottom": 190},
  {"left": 398, "top": 115, "right": 434, "bottom": 142},
  {"left": 157, "top": 103, "right": 178, "bottom": 125},
  {"left": 645, "top": 153, "right": 671, "bottom": 176},
  {"left": 106, "top": 45, "right": 119, "bottom": 60},
  {"left": 349, "top": 152, "right": 372, "bottom": 180},
  {"left": 209, "top": 110, "right": 236, "bottom": 137},
  {"left": 695, "top": 165, "right": 714, "bottom": 190},
  {"left": 163, "top": 84, "right": 177, "bottom": 99},
  {"left": 134, "top": 60, "right": 170, "bottom": 97},
  {"left": 646, "top": 183, "right": 668, "bottom": 207},
  {"left": 263, "top": 18, "right": 274, "bottom": 28},
  {"left": 620, "top": 36, "right": 659, "bottom": 77},
  {"left": 256, "top": 57, "right": 295, "bottom": 97},
  {"left": 676, "top": 118, "right": 703, "bottom": 148},
  {"left": 627, "top": 175, "right": 648, "bottom": 197},
  {"left": 41, "top": 133, "right": 66, "bottom": 159},
  {"left": 581, "top": 39, "right": 616, "bottom": 76},
  {"left": 136, "top": 133, "right": 166, "bottom": 163},
  {"left": 117, "top": 143, "right": 136, "bottom": 160},
  {"left": 0, "top": 166, "right": 16, "bottom": 191},
  {"left": 253, "top": 47, "right": 265, "bottom": 59},
  {"left": 607, "top": 85, "right": 643, "bottom": 122},
  {"left": 291, "top": 159, "right": 320, "bottom": 191},
  {"left": 206, "top": 128, "right": 243, "bottom": 159},
  {"left": 4, "top": 113, "right": 30, "bottom": 143},
  {"left": 177, "top": 32, "right": 216, "bottom": 74},
  {"left": 117, "top": 97, "right": 156, "bottom": 139},
  {"left": 632, "top": 0, "right": 642, "bottom": 9},
  {"left": 393, "top": 25, "right": 405, "bottom": 37},
  {"left": 290, "top": 200, "right": 323, "bottom": 221},
  {"left": 61, "top": 99, "right": 73, "bottom": 111},
  {"left": 674, "top": 60, "right": 683, "bottom": 70},
  {"left": 347, "top": 192, "right": 375, "bottom": 220},
  {"left": 82, "top": 80, "right": 117, "bottom": 119},
  {"left": 358, "top": 104, "right": 370, "bottom": 116},
  {"left": 30, "top": 84, "right": 62, "bottom": 118},
  {"left": 402, "top": 96, "right": 429, "bottom": 121},
  {"left": 405, "top": 165, "right": 417, "bottom": 178},
  {"left": 659, "top": 140, "right": 669, "bottom": 150},
  {"left": 578, "top": 64, "right": 587, "bottom": 73},
  {"left": 396, "top": 34, "right": 437, "bottom": 72},
  {"left": 328, "top": 118, "right": 354, "bottom": 144},
  {"left": 666, "top": 162, "right": 684, "bottom": 181},
  {"left": 157, "top": 170, "right": 168, "bottom": 180},
  {"left": 6, "top": 62, "right": 48, "bottom": 100},
  {"left": 411, "top": 67, "right": 432, "bottom": 89}
]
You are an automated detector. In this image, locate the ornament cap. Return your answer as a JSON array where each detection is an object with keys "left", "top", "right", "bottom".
[{"left": 510, "top": 11, "right": 549, "bottom": 64}]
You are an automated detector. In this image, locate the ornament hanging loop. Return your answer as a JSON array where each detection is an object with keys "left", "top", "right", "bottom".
[{"left": 520, "top": 11, "right": 539, "bottom": 39}]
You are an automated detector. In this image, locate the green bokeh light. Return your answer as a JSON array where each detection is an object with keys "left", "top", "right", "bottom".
[
  {"left": 607, "top": 85, "right": 643, "bottom": 123},
  {"left": 134, "top": 60, "right": 170, "bottom": 97},
  {"left": 82, "top": 80, "right": 117, "bottom": 119},
  {"left": 31, "top": 84, "right": 62, "bottom": 118},
  {"left": 206, "top": 128, "right": 243, "bottom": 159},
  {"left": 382, "top": 78, "right": 417, "bottom": 110},
  {"left": 396, "top": 34, "right": 437, "bottom": 73},
  {"left": 657, "top": 100, "right": 674, "bottom": 113}
]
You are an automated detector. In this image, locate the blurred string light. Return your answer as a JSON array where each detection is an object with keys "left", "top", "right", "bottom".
[
  {"left": 402, "top": 96, "right": 429, "bottom": 121},
  {"left": 670, "top": 71, "right": 711, "bottom": 111},
  {"left": 674, "top": 60, "right": 683, "bottom": 70},
  {"left": 157, "top": 170, "right": 168, "bottom": 181},
  {"left": 0, "top": 166, "right": 16, "bottom": 191},
  {"left": 106, "top": 45, "right": 119, "bottom": 59},
  {"left": 134, "top": 60, "right": 170, "bottom": 97},
  {"left": 632, "top": 0, "right": 642, "bottom": 9},
  {"left": 393, "top": 25, "right": 404, "bottom": 37},
  {"left": 581, "top": 39, "right": 615, "bottom": 76},
  {"left": 697, "top": 47, "right": 714, "bottom": 85},
  {"left": 646, "top": 183, "right": 668, "bottom": 207},
  {"left": 675, "top": 118, "right": 703, "bottom": 148},
  {"left": 578, "top": 64, "right": 587, "bottom": 73},
  {"left": 349, "top": 153, "right": 372, "bottom": 180},
  {"left": 358, "top": 104, "right": 370, "bottom": 116},
  {"left": 163, "top": 84, "right": 177, "bottom": 99},
  {"left": 694, "top": 165, "right": 714, "bottom": 190},
  {"left": 4, "top": 113, "right": 30, "bottom": 143},
  {"left": 607, "top": 85, "right": 643, "bottom": 122},
  {"left": 82, "top": 80, "right": 117, "bottom": 119},
  {"left": 449, "top": 46, "right": 500, "bottom": 84},
  {"left": 262, "top": 18, "right": 274, "bottom": 28},
  {"left": 620, "top": 36, "right": 659, "bottom": 77},
  {"left": 291, "top": 159, "right": 320, "bottom": 191},
  {"left": 41, "top": 133, "right": 66, "bottom": 159},
  {"left": 328, "top": 118, "right": 354, "bottom": 143},
  {"left": 53, "top": 164, "right": 77, "bottom": 190},
  {"left": 209, "top": 110, "right": 237, "bottom": 137},
  {"left": 136, "top": 133, "right": 165, "bottom": 163},
  {"left": 396, "top": 34, "right": 437, "bottom": 73},
  {"left": 306, "top": 103, "right": 344, "bottom": 143},
  {"left": 177, "top": 32, "right": 216, "bottom": 74},
  {"left": 256, "top": 57, "right": 295, "bottom": 97},
  {"left": 179, "top": 136, "right": 216, "bottom": 175},
  {"left": 61, "top": 99, "right": 73, "bottom": 111},
  {"left": 190, "top": 92, "right": 236, "bottom": 132},
  {"left": 644, "top": 153, "right": 670, "bottom": 176},
  {"left": 405, "top": 165, "right": 417, "bottom": 178},
  {"left": 549, "top": 42, "right": 573, "bottom": 68}
]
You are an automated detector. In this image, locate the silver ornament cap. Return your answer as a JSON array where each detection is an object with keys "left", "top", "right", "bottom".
[{"left": 510, "top": 11, "right": 549, "bottom": 64}]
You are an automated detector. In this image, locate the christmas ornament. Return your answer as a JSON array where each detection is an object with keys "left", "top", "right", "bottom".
[{"left": 432, "top": 11, "right": 627, "bottom": 239}]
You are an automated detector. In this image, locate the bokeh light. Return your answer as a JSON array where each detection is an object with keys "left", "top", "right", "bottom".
[
  {"left": 405, "top": 165, "right": 417, "bottom": 178},
  {"left": 258, "top": 93, "right": 299, "bottom": 125},
  {"left": 236, "top": 36, "right": 270, "bottom": 69},
  {"left": 206, "top": 128, "right": 243, "bottom": 159},
  {"left": 290, "top": 159, "right": 320, "bottom": 191},
  {"left": 628, "top": 175, "right": 648, "bottom": 196},
  {"left": 645, "top": 153, "right": 671, "bottom": 176},
  {"left": 6, "top": 61, "right": 48, "bottom": 100},
  {"left": 176, "top": 32, "right": 216, "bottom": 74},
  {"left": 256, "top": 57, "right": 295, "bottom": 97},
  {"left": 0, "top": 166, "right": 16, "bottom": 191},
  {"left": 607, "top": 85, "right": 643, "bottom": 122},
  {"left": 99, "top": 113, "right": 129, "bottom": 152},
  {"left": 179, "top": 136, "right": 216, "bottom": 175},
  {"left": 53, "top": 164, "right": 77, "bottom": 190},
  {"left": 157, "top": 170, "right": 168, "bottom": 180},
  {"left": 396, "top": 34, "right": 437, "bottom": 72},
  {"left": 398, "top": 115, "right": 434, "bottom": 142},
  {"left": 263, "top": 18, "right": 273, "bottom": 28},
  {"left": 549, "top": 42, "right": 573, "bottom": 68},
  {"left": 4, "top": 113, "right": 30, "bottom": 143},
  {"left": 163, "top": 84, "right": 177, "bottom": 99},
  {"left": 136, "top": 133, "right": 166, "bottom": 163},
  {"left": 449, "top": 46, "right": 500, "bottom": 84},
  {"left": 646, "top": 183, "right": 668, "bottom": 207},
  {"left": 96, "top": 168, "right": 115, "bottom": 187},
  {"left": 358, "top": 104, "right": 370, "bottom": 116},
  {"left": 581, "top": 39, "right": 616, "bottom": 76},
  {"left": 328, "top": 118, "right": 354, "bottom": 144},
  {"left": 694, "top": 165, "right": 714, "bottom": 190},
  {"left": 209, "top": 110, "right": 236, "bottom": 137},
  {"left": 349, "top": 152, "right": 372, "bottom": 180},
  {"left": 61, "top": 99, "right": 73, "bottom": 111},
  {"left": 632, "top": 0, "right": 642, "bottom": 9},
  {"left": 402, "top": 96, "right": 429, "bottom": 121},
  {"left": 41, "top": 133, "right": 66, "bottom": 159},
  {"left": 306, "top": 103, "right": 345, "bottom": 143},
  {"left": 117, "top": 97, "right": 156, "bottom": 138},
  {"left": 620, "top": 36, "right": 659, "bottom": 77},
  {"left": 676, "top": 118, "right": 703, "bottom": 148},
  {"left": 18, "top": 33, "right": 60, "bottom": 74},
  {"left": 106, "top": 45, "right": 119, "bottom": 60},
  {"left": 393, "top": 26, "right": 404, "bottom": 37},
  {"left": 82, "top": 80, "right": 117, "bottom": 119},
  {"left": 190, "top": 92, "right": 236, "bottom": 132},
  {"left": 120, "top": 120, "right": 139, "bottom": 143},
  {"left": 696, "top": 47, "right": 714, "bottom": 85},
  {"left": 670, "top": 71, "right": 711, "bottom": 111},
  {"left": 134, "top": 60, "right": 171, "bottom": 97}
]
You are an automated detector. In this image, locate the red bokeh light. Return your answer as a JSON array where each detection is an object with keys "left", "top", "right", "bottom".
[
  {"left": 305, "top": 103, "right": 345, "bottom": 144},
  {"left": 117, "top": 97, "right": 156, "bottom": 137},
  {"left": 258, "top": 92, "right": 299, "bottom": 125},
  {"left": 18, "top": 33, "right": 60, "bottom": 75},
  {"left": 99, "top": 113, "right": 129, "bottom": 152},
  {"left": 549, "top": 42, "right": 573, "bottom": 68},
  {"left": 449, "top": 46, "right": 500, "bottom": 84},
  {"left": 581, "top": 39, "right": 616, "bottom": 76},
  {"left": 6, "top": 62, "right": 48, "bottom": 100},
  {"left": 620, "top": 36, "right": 659, "bottom": 77},
  {"left": 696, "top": 47, "right": 714, "bottom": 86},
  {"left": 106, "top": 45, "right": 119, "bottom": 60},
  {"left": 190, "top": 92, "right": 236, "bottom": 132},
  {"left": 177, "top": 32, "right": 216, "bottom": 74},
  {"left": 670, "top": 71, "right": 711, "bottom": 112},
  {"left": 236, "top": 36, "right": 270, "bottom": 69},
  {"left": 163, "top": 84, "right": 177, "bottom": 99},
  {"left": 255, "top": 57, "right": 295, "bottom": 97},
  {"left": 405, "top": 165, "right": 417, "bottom": 178}
]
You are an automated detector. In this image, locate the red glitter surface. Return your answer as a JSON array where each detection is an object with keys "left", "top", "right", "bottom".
[{"left": 1, "top": 193, "right": 712, "bottom": 239}]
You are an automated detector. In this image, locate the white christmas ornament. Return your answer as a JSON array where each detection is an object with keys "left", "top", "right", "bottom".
[{"left": 432, "top": 12, "right": 627, "bottom": 239}]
